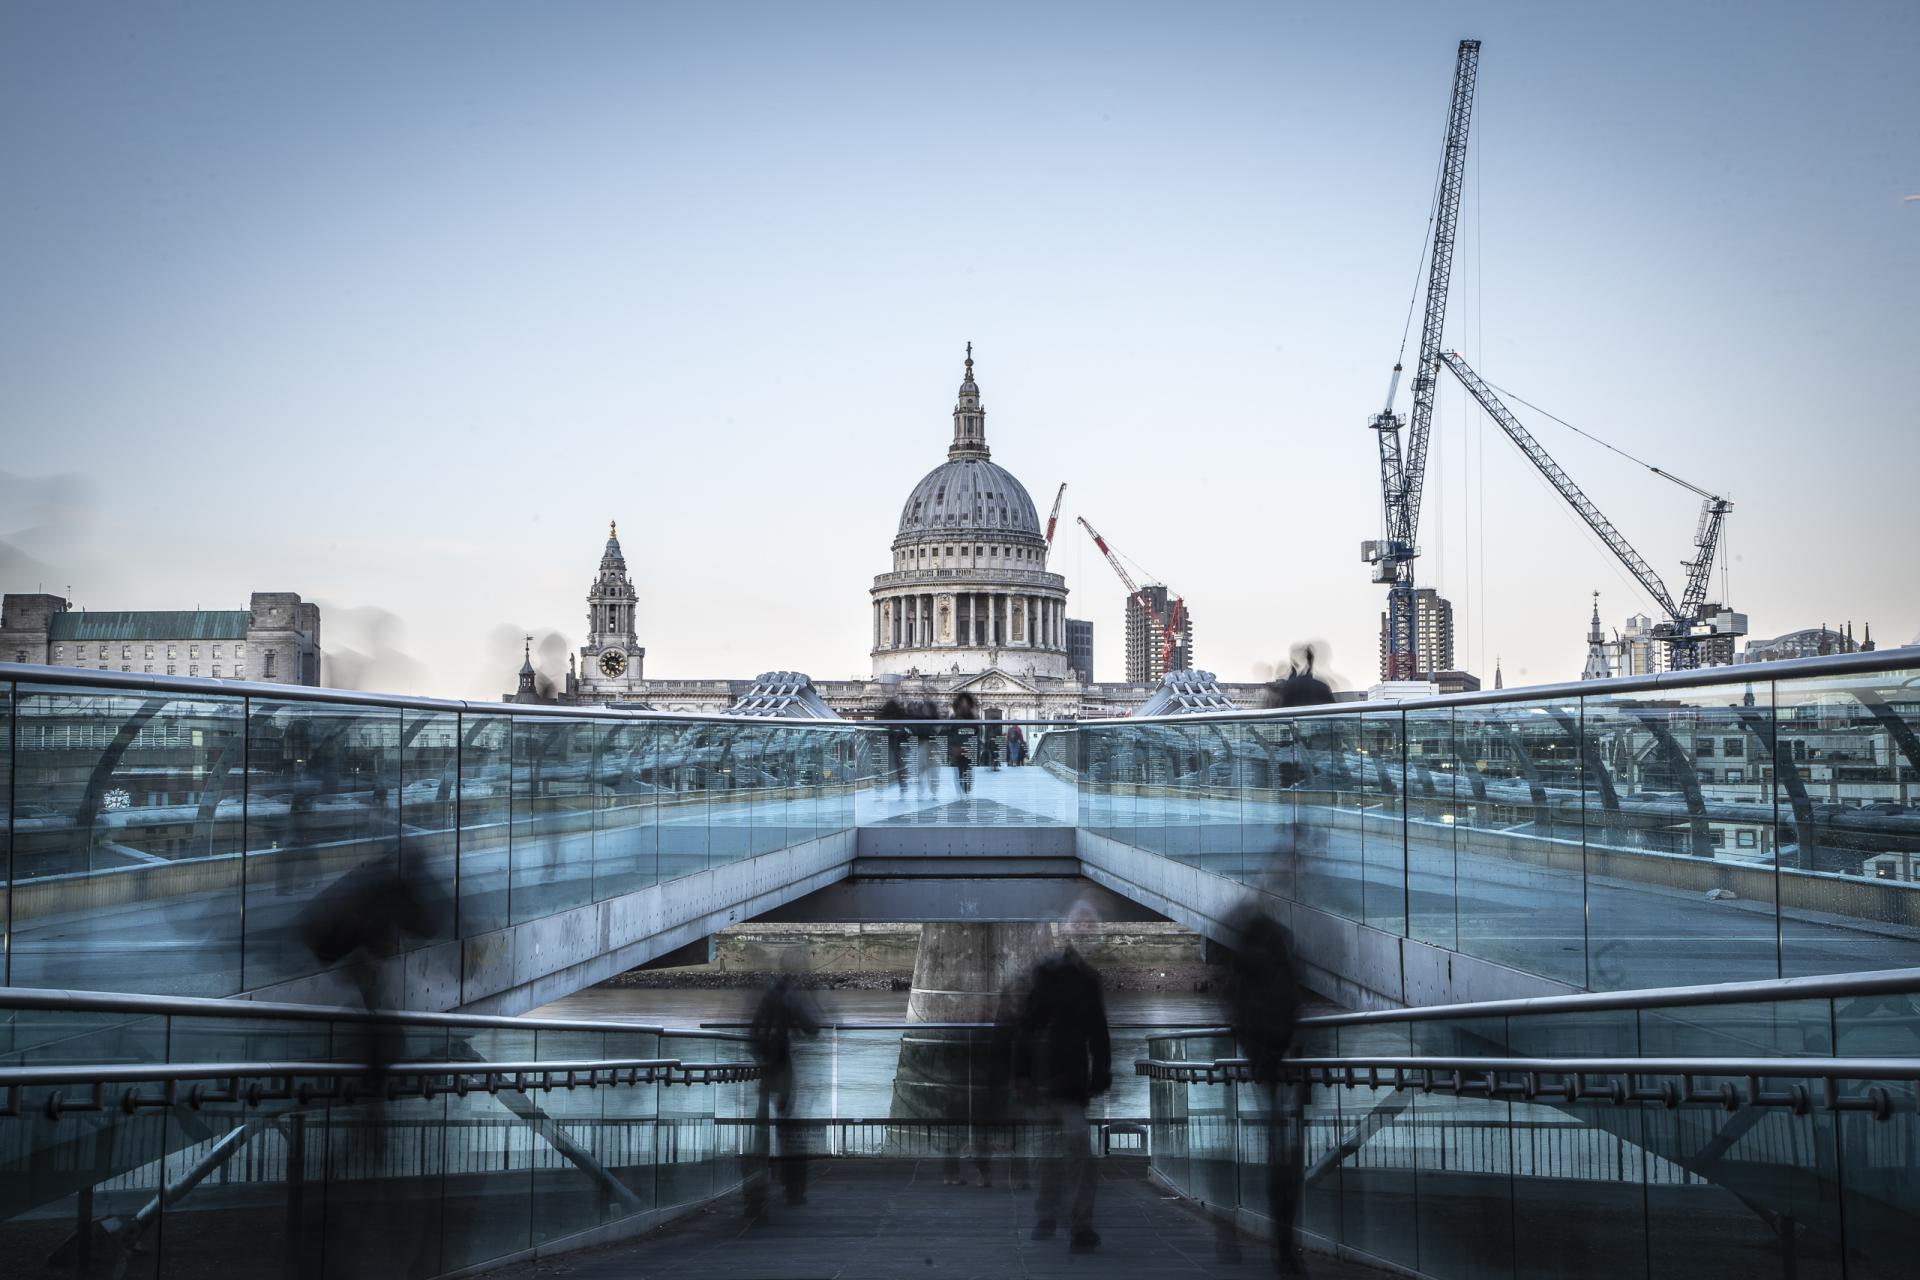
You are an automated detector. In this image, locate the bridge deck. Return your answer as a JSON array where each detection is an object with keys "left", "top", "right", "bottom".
[{"left": 490, "top": 1157, "right": 1389, "bottom": 1279}]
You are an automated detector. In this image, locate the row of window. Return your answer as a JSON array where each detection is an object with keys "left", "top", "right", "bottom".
[
  {"left": 96, "top": 663, "right": 246, "bottom": 677},
  {"left": 894, "top": 543, "right": 1043, "bottom": 570},
  {"left": 54, "top": 642, "right": 245, "bottom": 662}
]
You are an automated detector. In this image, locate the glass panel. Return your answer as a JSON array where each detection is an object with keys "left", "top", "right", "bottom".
[
  {"left": 1774, "top": 670, "right": 1920, "bottom": 977},
  {"left": 1832, "top": 988, "right": 1920, "bottom": 1280},
  {"left": 509, "top": 717, "right": 594, "bottom": 923},
  {"left": 1, "top": 682, "right": 9, "bottom": 987},
  {"left": 245, "top": 700, "right": 402, "bottom": 993},
  {"left": 11, "top": 684, "right": 246, "bottom": 995},
  {"left": 319, "top": 1021, "right": 449, "bottom": 1279},
  {"left": 709, "top": 727, "right": 752, "bottom": 868},
  {"left": 400, "top": 709, "right": 459, "bottom": 946},
  {"left": 1584, "top": 682, "right": 1779, "bottom": 990},
  {"left": 1358, "top": 712, "right": 1407, "bottom": 934},
  {"left": 1333, "top": 1020, "right": 1418, "bottom": 1269},
  {"left": 1639, "top": 998, "right": 1842, "bottom": 1279},
  {"left": 600, "top": 1027, "right": 660, "bottom": 1218},
  {"left": 439, "top": 1024, "right": 535, "bottom": 1272},
  {"left": 594, "top": 720, "right": 656, "bottom": 900},
  {"left": 657, "top": 724, "right": 711, "bottom": 880},
  {"left": 1504, "top": 1008, "right": 1646, "bottom": 1275},
  {"left": 456, "top": 713, "right": 511, "bottom": 937},
  {"left": 1241, "top": 718, "right": 1298, "bottom": 896},
  {"left": 527, "top": 1028, "right": 607, "bottom": 1245},
  {"left": 1298, "top": 713, "right": 1364, "bottom": 922},
  {"left": 1405, "top": 707, "right": 1459, "bottom": 950},
  {"left": 1452, "top": 701, "right": 1586, "bottom": 986},
  {"left": 1411, "top": 1015, "right": 1513, "bottom": 1280}
]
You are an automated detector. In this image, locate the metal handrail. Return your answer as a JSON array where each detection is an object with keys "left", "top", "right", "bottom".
[
  {"left": 1135, "top": 1054, "right": 1919, "bottom": 1121},
  {"left": 9, "top": 646, "right": 1913, "bottom": 728},
  {"left": 0, "top": 985, "right": 749, "bottom": 1040},
  {"left": 1142, "top": 966, "right": 1920, "bottom": 1042},
  {"left": 1, "top": 1055, "right": 762, "bottom": 1120}
]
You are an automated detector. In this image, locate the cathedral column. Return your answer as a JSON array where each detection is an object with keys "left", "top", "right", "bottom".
[{"left": 987, "top": 594, "right": 998, "bottom": 649}]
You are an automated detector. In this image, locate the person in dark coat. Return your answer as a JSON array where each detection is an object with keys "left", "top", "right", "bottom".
[
  {"left": 1020, "top": 912, "right": 1112, "bottom": 1252},
  {"left": 877, "top": 696, "right": 911, "bottom": 796},
  {"left": 1220, "top": 900, "right": 1307, "bottom": 1275},
  {"left": 745, "top": 973, "right": 821, "bottom": 1216}
]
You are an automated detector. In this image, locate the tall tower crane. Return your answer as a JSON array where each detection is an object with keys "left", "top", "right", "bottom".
[
  {"left": 1045, "top": 483, "right": 1067, "bottom": 547},
  {"left": 1437, "top": 352, "right": 1737, "bottom": 669},
  {"left": 1363, "top": 38, "right": 1481, "bottom": 679},
  {"left": 1077, "top": 516, "right": 1187, "bottom": 676}
]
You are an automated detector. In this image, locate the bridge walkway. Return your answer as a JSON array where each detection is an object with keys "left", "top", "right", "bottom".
[{"left": 488, "top": 1157, "right": 1392, "bottom": 1279}]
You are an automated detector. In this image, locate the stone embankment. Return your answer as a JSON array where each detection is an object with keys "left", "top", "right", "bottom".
[{"left": 609, "top": 922, "right": 1215, "bottom": 992}]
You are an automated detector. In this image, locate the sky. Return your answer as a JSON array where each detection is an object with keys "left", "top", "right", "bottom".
[{"left": 2, "top": 1, "right": 1916, "bottom": 698}]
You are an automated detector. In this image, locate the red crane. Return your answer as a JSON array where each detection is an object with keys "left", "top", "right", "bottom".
[
  {"left": 1045, "top": 482, "right": 1067, "bottom": 546},
  {"left": 1076, "top": 516, "right": 1187, "bottom": 676}
]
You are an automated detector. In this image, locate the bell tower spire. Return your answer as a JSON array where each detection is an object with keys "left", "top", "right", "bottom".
[{"left": 949, "top": 342, "right": 990, "bottom": 460}]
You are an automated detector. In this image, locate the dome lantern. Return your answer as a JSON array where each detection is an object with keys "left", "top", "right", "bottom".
[{"left": 949, "top": 341, "right": 989, "bottom": 461}]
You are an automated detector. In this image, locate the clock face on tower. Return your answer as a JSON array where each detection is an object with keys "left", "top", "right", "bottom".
[{"left": 598, "top": 649, "right": 627, "bottom": 678}]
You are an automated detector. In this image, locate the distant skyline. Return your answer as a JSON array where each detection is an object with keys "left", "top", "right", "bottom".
[{"left": 3, "top": 3, "right": 1916, "bottom": 698}]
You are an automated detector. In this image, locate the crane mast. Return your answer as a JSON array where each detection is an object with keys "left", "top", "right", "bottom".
[
  {"left": 1364, "top": 38, "right": 1481, "bottom": 680},
  {"left": 1077, "top": 516, "right": 1186, "bottom": 676}
]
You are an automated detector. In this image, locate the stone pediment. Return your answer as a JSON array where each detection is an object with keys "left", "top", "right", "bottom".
[{"left": 951, "top": 667, "right": 1040, "bottom": 696}]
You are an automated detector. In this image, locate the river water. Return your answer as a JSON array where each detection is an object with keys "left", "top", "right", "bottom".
[{"left": 528, "top": 986, "right": 1226, "bottom": 1121}]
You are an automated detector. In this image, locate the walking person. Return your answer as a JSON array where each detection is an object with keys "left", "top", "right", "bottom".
[
  {"left": 1022, "top": 905, "right": 1111, "bottom": 1253},
  {"left": 1006, "top": 722, "right": 1027, "bottom": 767},
  {"left": 744, "top": 971, "right": 821, "bottom": 1217},
  {"left": 1220, "top": 900, "right": 1307, "bottom": 1275},
  {"left": 877, "top": 696, "right": 910, "bottom": 797},
  {"left": 949, "top": 690, "right": 980, "bottom": 794}
]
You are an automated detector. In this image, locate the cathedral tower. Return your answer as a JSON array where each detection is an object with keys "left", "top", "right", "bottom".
[{"left": 579, "top": 520, "right": 644, "bottom": 699}]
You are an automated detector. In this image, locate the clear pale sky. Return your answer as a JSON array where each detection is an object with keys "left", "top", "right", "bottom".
[{"left": 3, "top": 2, "right": 1915, "bottom": 698}]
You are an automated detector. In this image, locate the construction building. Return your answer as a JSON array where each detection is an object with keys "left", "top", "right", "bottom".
[
  {"left": 1124, "top": 585, "right": 1192, "bottom": 683},
  {"left": 1376, "top": 587, "right": 1454, "bottom": 681}
]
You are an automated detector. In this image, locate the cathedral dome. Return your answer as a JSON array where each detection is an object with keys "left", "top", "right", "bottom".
[{"left": 895, "top": 458, "right": 1042, "bottom": 543}]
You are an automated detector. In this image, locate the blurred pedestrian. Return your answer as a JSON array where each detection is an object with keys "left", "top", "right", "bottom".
[
  {"left": 949, "top": 691, "right": 980, "bottom": 794},
  {"left": 745, "top": 971, "right": 821, "bottom": 1216},
  {"left": 877, "top": 696, "right": 910, "bottom": 796},
  {"left": 1022, "top": 905, "right": 1111, "bottom": 1253},
  {"left": 1006, "top": 722, "right": 1027, "bottom": 767},
  {"left": 911, "top": 696, "right": 944, "bottom": 800},
  {"left": 1220, "top": 900, "right": 1307, "bottom": 1275},
  {"left": 1261, "top": 642, "right": 1336, "bottom": 711}
]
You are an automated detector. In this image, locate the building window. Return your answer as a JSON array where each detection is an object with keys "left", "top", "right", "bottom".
[
  {"left": 1726, "top": 769, "right": 1744, "bottom": 784},
  {"left": 1737, "top": 830, "right": 1757, "bottom": 849},
  {"left": 234, "top": 666, "right": 245, "bottom": 679},
  {"left": 1724, "top": 739, "right": 1744, "bottom": 758},
  {"left": 1708, "top": 831, "right": 1726, "bottom": 848},
  {"left": 212, "top": 644, "right": 222, "bottom": 658},
  {"left": 235, "top": 643, "right": 244, "bottom": 656},
  {"left": 167, "top": 665, "right": 175, "bottom": 675},
  {"left": 143, "top": 664, "right": 152, "bottom": 673},
  {"left": 189, "top": 664, "right": 198, "bottom": 676},
  {"left": 1694, "top": 738, "right": 1716, "bottom": 758},
  {"left": 121, "top": 645, "right": 131, "bottom": 659},
  {"left": 264, "top": 651, "right": 277, "bottom": 677},
  {"left": 53, "top": 645, "right": 63, "bottom": 659},
  {"left": 144, "top": 645, "right": 154, "bottom": 660},
  {"left": 212, "top": 665, "right": 221, "bottom": 677},
  {"left": 167, "top": 646, "right": 176, "bottom": 659},
  {"left": 98, "top": 644, "right": 108, "bottom": 659},
  {"left": 121, "top": 664, "right": 130, "bottom": 671},
  {"left": 190, "top": 645, "right": 199, "bottom": 659}
]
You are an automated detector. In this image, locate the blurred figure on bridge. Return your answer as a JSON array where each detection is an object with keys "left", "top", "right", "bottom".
[
  {"left": 298, "top": 851, "right": 450, "bottom": 1070},
  {"left": 1006, "top": 721, "right": 1028, "bottom": 767},
  {"left": 876, "top": 696, "right": 911, "bottom": 796},
  {"left": 1261, "top": 641, "right": 1336, "bottom": 711},
  {"left": 1219, "top": 899, "right": 1307, "bottom": 1275},
  {"left": 911, "top": 695, "right": 944, "bottom": 801},
  {"left": 949, "top": 690, "right": 980, "bottom": 794},
  {"left": 1021, "top": 902, "right": 1112, "bottom": 1253},
  {"left": 744, "top": 968, "right": 821, "bottom": 1217}
]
